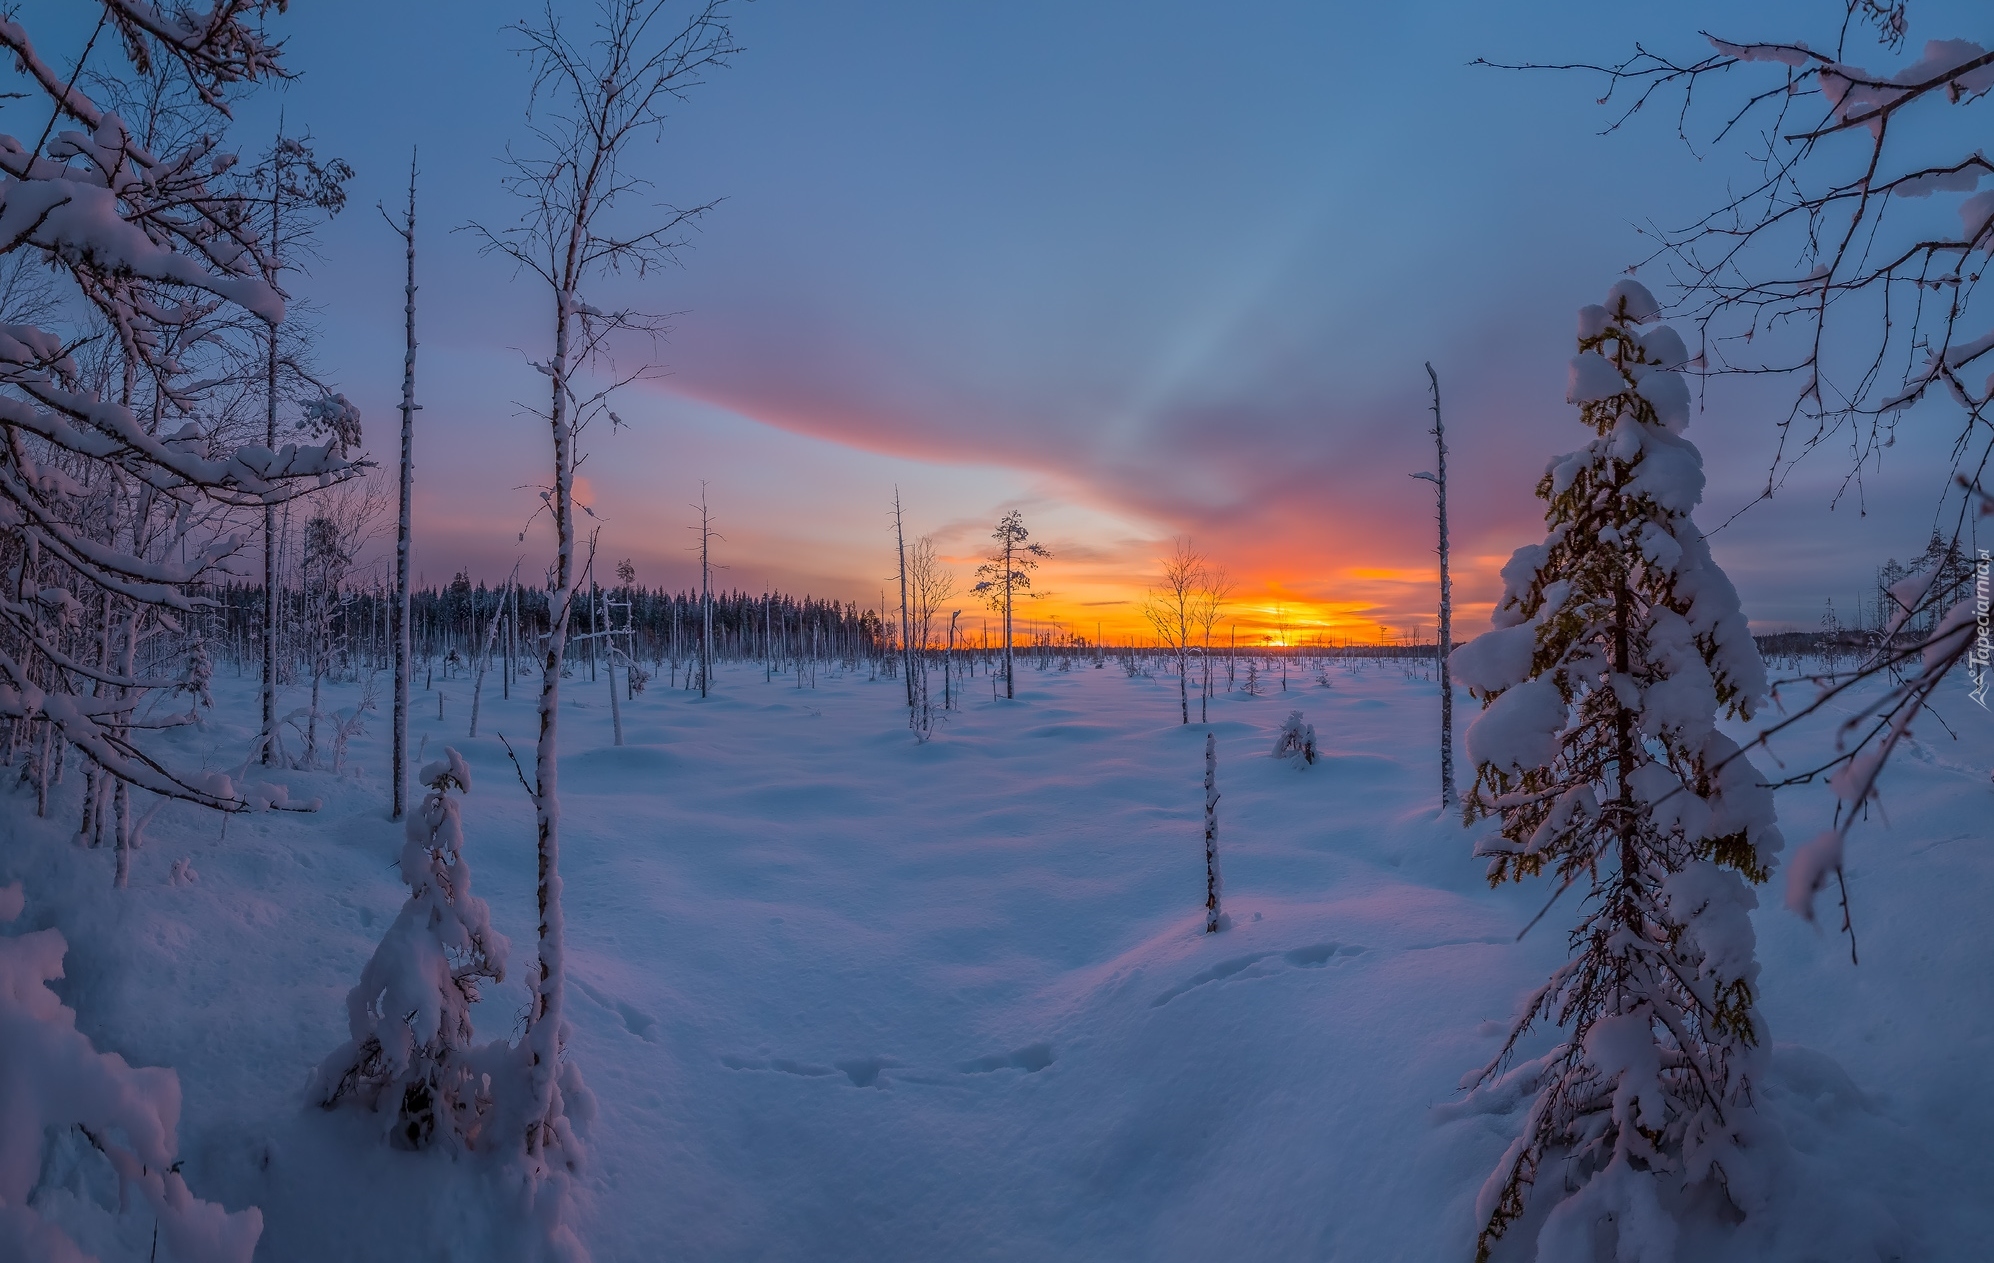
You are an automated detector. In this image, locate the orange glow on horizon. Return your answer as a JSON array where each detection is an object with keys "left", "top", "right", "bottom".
[{"left": 957, "top": 562, "right": 1503, "bottom": 648}]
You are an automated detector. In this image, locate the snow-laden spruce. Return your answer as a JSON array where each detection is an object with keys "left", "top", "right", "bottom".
[
  {"left": 0, "top": 882, "right": 262, "bottom": 1261},
  {"left": 316, "top": 749, "right": 508, "bottom": 1150},
  {"left": 1271, "top": 710, "right": 1318, "bottom": 766},
  {"left": 1451, "top": 280, "right": 1784, "bottom": 1260}
]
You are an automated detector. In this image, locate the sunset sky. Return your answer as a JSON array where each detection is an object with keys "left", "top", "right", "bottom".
[{"left": 79, "top": 0, "right": 1982, "bottom": 641}]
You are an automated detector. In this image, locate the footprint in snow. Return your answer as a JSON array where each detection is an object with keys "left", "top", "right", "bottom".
[
  {"left": 722, "top": 1054, "right": 902, "bottom": 1087},
  {"left": 1150, "top": 942, "right": 1366, "bottom": 1007}
]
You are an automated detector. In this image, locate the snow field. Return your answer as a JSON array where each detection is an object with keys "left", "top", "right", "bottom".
[{"left": 3, "top": 658, "right": 1989, "bottom": 1261}]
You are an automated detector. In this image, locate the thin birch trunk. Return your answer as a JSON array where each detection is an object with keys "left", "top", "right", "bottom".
[{"left": 526, "top": 278, "right": 578, "bottom": 1159}]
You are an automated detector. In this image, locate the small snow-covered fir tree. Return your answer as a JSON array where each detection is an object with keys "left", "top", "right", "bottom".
[
  {"left": 1272, "top": 710, "right": 1318, "bottom": 766},
  {"left": 175, "top": 638, "right": 216, "bottom": 724},
  {"left": 317, "top": 749, "right": 508, "bottom": 1150},
  {"left": 1451, "top": 280, "right": 1784, "bottom": 1259}
]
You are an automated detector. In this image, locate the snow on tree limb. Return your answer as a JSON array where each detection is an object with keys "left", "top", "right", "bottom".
[{"left": 1, "top": 2, "right": 357, "bottom": 819}]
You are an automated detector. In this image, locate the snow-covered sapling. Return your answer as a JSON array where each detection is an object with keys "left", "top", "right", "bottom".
[
  {"left": 1452, "top": 281, "right": 1783, "bottom": 1260},
  {"left": 317, "top": 749, "right": 508, "bottom": 1150},
  {"left": 177, "top": 639, "right": 216, "bottom": 724},
  {"left": 1272, "top": 710, "right": 1318, "bottom": 766},
  {"left": 1204, "top": 732, "right": 1224, "bottom": 932}
]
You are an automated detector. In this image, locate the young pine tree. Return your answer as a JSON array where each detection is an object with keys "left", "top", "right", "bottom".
[
  {"left": 972, "top": 510, "right": 1051, "bottom": 700},
  {"left": 317, "top": 749, "right": 508, "bottom": 1150},
  {"left": 1451, "top": 281, "right": 1783, "bottom": 1259}
]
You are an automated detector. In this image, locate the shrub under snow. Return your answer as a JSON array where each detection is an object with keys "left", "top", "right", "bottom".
[
  {"left": 0, "top": 882, "right": 262, "bottom": 1262},
  {"left": 1271, "top": 710, "right": 1318, "bottom": 766}
]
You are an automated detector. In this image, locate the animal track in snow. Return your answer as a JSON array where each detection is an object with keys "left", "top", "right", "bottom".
[
  {"left": 1152, "top": 942, "right": 1365, "bottom": 1007},
  {"left": 722, "top": 1046, "right": 1055, "bottom": 1087},
  {"left": 572, "top": 978, "right": 660, "bottom": 1042},
  {"left": 959, "top": 1042, "right": 1055, "bottom": 1074},
  {"left": 722, "top": 1054, "right": 839, "bottom": 1079},
  {"left": 1284, "top": 942, "right": 1366, "bottom": 968},
  {"left": 835, "top": 1056, "right": 901, "bottom": 1087}
]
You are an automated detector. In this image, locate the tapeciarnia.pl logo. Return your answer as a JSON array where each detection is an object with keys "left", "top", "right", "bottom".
[{"left": 1970, "top": 549, "right": 1991, "bottom": 709}]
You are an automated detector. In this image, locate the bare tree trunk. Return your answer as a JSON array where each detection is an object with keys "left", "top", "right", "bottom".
[
  {"left": 1002, "top": 536, "right": 1014, "bottom": 700},
  {"left": 699, "top": 494, "right": 713, "bottom": 698},
  {"left": 894, "top": 489, "right": 913, "bottom": 716},
  {"left": 1424, "top": 362, "right": 1455, "bottom": 808},
  {"left": 945, "top": 611, "right": 958, "bottom": 710},
  {"left": 259, "top": 142, "right": 283, "bottom": 763},
  {"left": 603, "top": 586, "right": 623, "bottom": 746},
  {"left": 113, "top": 779, "right": 131, "bottom": 889},
  {"left": 469, "top": 576, "right": 512, "bottom": 738},
  {"left": 391, "top": 155, "right": 418, "bottom": 821},
  {"left": 1204, "top": 732, "right": 1222, "bottom": 933},
  {"left": 307, "top": 668, "right": 322, "bottom": 764}
]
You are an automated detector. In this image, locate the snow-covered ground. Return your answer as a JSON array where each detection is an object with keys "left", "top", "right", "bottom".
[{"left": 5, "top": 657, "right": 1990, "bottom": 1261}]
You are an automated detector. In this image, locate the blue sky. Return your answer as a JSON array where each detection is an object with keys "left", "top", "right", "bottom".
[{"left": 25, "top": 0, "right": 1989, "bottom": 633}]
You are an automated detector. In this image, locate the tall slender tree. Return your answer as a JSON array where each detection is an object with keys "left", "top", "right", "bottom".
[
  {"left": 255, "top": 128, "right": 353, "bottom": 764},
  {"left": 389, "top": 154, "right": 419, "bottom": 820},
  {"left": 971, "top": 510, "right": 1050, "bottom": 700},
  {"left": 467, "top": 0, "right": 737, "bottom": 1190},
  {"left": 907, "top": 532, "right": 954, "bottom": 735},
  {"left": 691, "top": 485, "right": 720, "bottom": 698},
  {"left": 1412, "top": 361, "right": 1455, "bottom": 807},
  {"left": 1144, "top": 539, "right": 1205, "bottom": 724},
  {"left": 1194, "top": 565, "right": 1232, "bottom": 723},
  {"left": 893, "top": 488, "right": 913, "bottom": 713}
]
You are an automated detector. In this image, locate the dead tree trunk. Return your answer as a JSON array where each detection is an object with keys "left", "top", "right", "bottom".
[
  {"left": 1418, "top": 362, "right": 1455, "bottom": 809},
  {"left": 894, "top": 488, "right": 913, "bottom": 717},
  {"left": 391, "top": 155, "right": 418, "bottom": 820},
  {"left": 260, "top": 132, "right": 285, "bottom": 765},
  {"left": 1204, "top": 731, "right": 1222, "bottom": 933}
]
